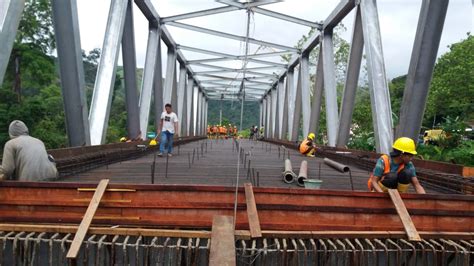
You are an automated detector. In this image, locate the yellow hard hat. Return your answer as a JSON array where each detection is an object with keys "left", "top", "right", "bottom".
[
  {"left": 393, "top": 137, "right": 417, "bottom": 155},
  {"left": 120, "top": 137, "right": 127, "bottom": 142},
  {"left": 149, "top": 139, "right": 157, "bottom": 146},
  {"left": 308, "top": 133, "right": 315, "bottom": 140}
]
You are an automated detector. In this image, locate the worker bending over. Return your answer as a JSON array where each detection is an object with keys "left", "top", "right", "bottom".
[
  {"left": 298, "top": 133, "right": 317, "bottom": 157},
  {"left": 368, "top": 137, "right": 426, "bottom": 194},
  {"left": 0, "top": 120, "right": 58, "bottom": 181}
]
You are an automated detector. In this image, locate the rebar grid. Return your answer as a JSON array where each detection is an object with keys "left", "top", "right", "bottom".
[{"left": 0, "top": 231, "right": 472, "bottom": 265}]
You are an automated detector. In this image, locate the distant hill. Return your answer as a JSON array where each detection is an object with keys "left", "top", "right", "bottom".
[{"left": 207, "top": 99, "right": 260, "bottom": 129}]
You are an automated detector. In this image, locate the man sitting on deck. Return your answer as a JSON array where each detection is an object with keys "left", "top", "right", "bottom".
[
  {"left": 368, "top": 137, "right": 426, "bottom": 194},
  {"left": 0, "top": 120, "right": 58, "bottom": 181},
  {"left": 298, "top": 133, "right": 317, "bottom": 157}
]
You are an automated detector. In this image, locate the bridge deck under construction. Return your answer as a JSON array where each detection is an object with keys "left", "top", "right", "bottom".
[{"left": 59, "top": 139, "right": 437, "bottom": 194}]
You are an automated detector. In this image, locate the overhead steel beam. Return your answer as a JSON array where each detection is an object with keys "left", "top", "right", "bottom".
[
  {"left": 196, "top": 65, "right": 284, "bottom": 73},
  {"left": 121, "top": 0, "right": 141, "bottom": 140},
  {"left": 0, "top": 0, "right": 25, "bottom": 86},
  {"left": 89, "top": 0, "right": 128, "bottom": 145},
  {"left": 324, "top": 0, "right": 356, "bottom": 30},
  {"left": 134, "top": 0, "right": 205, "bottom": 94},
  {"left": 138, "top": 26, "right": 161, "bottom": 140},
  {"left": 397, "top": 0, "right": 449, "bottom": 142},
  {"left": 337, "top": 6, "right": 364, "bottom": 148},
  {"left": 167, "top": 22, "right": 299, "bottom": 52},
  {"left": 216, "top": 0, "right": 280, "bottom": 9},
  {"left": 309, "top": 49, "right": 324, "bottom": 139},
  {"left": 360, "top": 0, "right": 393, "bottom": 154},
  {"left": 253, "top": 7, "right": 322, "bottom": 28},
  {"left": 51, "top": 0, "right": 90, "bottom": 146},
  {"left": 161, "top": 6, "right": 239, "bottom": 23}
]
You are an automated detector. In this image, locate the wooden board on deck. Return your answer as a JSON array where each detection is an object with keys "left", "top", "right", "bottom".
[{"left": 209, "top": 215, "right": 236, "bottom": 266}]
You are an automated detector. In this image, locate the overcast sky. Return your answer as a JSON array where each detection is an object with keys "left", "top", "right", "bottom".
[{"left": 76, "top": 0, "right": 473, "bottom": 80}]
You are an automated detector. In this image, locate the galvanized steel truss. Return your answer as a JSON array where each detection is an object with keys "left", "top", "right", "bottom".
[{"left": 0, "top": 0, "right": 449, "bottom": 152}]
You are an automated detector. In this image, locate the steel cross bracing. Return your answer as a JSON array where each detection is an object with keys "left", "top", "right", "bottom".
[{"left": 0, "top": 0, "right": 449, "bottom": 154}]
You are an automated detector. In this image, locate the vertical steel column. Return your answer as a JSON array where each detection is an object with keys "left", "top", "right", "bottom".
[
  {"left": 153, "top": 38, "right": 163, "bottom": 130},
  {"left": 51, "top": 0, "right": 90, "bottom": 146},
  {"left": 164, "top": 48, "right": 177, "bottom": 105},
  {"left": 280, "top": 74, "right": 290, "bottom": 140},
  {"left": 138, "top": 26, "right": 160, "bottom": 140},
  {"left": 265, "top": 93, "right": 272, "bottom": 138},
  {"left": 196, "top": 91, "right": 202, "bottom": 135},
  {"left": 322, "top": 29, "right": 339, "bottom": 147},
  {"left": 181, "top": 74, "right": 188, "bottom": 136},
  {"left": 309, "top": 50, "right": 324, "bottom": 139},
  {"left": 204, "top": 99, "right": 208, "bottom": 135},
  {"left": 284, "top": 68, "right": 295, "bottom": 140},
  {"left": 0, "top": 0, "right": 25, "bottom": 85},
  {"left": 171, "top": 65, "right": 178, "bottom": 111},
  {"left": 262, "top": 97, "right": 267, "bottom": 135},
  {"left": 275, "top": 78, "right": 284, "bottom": 139},
  {"left": 186, "top": 78, "right": 194, "bottom": 136},
  {"left": 121, "top": 0, "right": 140, "bottom": 140},
  {"left": 337, "top": 6, "right": 364, "bottom": 147},
  {"left": 259, "top": 101, "right": 263, "bottom": 130},
  {"left": 290, "top": 67, "right": 302, "bottom": 141},
  {"left": 88, "top": 0, "right": 128, "bottom": 145},
  {"left": 271, "top": 86, "right": 277, "bottom": 138},
  {"left": 177, "top": 64, "right": 186, "bottom": 134},
  {"left": 397, "top": 0, "right": 449, "bottom": 141},
  {"left": 300, "top": 54, "right": 311, "bottom": 138},
  {"left": 360, "top": 0, "right": 393, "bottom": 153},
  {"left": 200, "top": 94, "right": 206, "bottom": 135}
]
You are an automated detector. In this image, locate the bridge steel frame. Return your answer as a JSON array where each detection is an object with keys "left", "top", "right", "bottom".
[{"left": 0, "top": 0, "right": 449, "bottom": 151}]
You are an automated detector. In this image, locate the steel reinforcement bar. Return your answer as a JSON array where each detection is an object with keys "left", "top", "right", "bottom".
[{"left": 0, "top": 231, "right": 472, "bottom": 265}]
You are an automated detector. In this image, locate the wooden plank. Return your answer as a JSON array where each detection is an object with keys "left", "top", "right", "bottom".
[
  {"left": 209, "top": 216, "right": 236, "bottom": 266},
  {"left": 66, "top": 179, "right": 109, "bottom": 259},
  {"left": 388, "top": 189, "right": 421, "bottom": 241},
  {"left": 244, "top": 183, "right": 262, "bottom": 238}
]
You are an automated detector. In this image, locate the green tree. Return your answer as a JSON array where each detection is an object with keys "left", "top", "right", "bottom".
[{"left": 425, "top": 34, "right": 474, "bottom": 125}]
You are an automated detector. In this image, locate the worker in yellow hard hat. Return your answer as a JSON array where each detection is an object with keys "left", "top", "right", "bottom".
[
  {"left": 298, "top": 133, "right": 317, "bottom": 157},
  {"left": 368, "top": 137, "right": 425, "bottom": 194}
]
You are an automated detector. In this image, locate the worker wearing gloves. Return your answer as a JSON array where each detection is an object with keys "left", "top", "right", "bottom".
[
  {"left": 298, "top": 133, "right": 317, "bottom": 157},
  {"left": 368, "top": 137, "right": 426, "bottom": 194},
  {"left": 0, "top": 120, "right": 58, "bottom": 181},
  {"left": 157, "top": 103, "right": 179, "bottom": 157}
]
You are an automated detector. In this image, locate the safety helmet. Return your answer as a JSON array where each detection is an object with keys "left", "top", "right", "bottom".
[
  {"left": 120, "top": 137, "right": 127, "bottom": 142},
  {"left": 149, "top": 139, "right": 157, "bottom": 146},
  {"left": 392, "top": 137, "right": 417, "bottom": 155},
  {"left": 308, "top": 133, "right": 316, "bottom": 140}
]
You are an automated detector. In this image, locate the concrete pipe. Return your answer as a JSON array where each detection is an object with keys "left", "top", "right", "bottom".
[
  {"left": 297, "top": 160, "right": 308, "bottom": 187},
  {"left": 323, "top": 158, "right": 350, "bottom": 173},
  {"left": 282, "top": 159, "right": 297, "bottom": 184}
]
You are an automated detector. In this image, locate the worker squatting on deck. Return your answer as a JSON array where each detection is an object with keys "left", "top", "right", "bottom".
[
  {"left": 368, "top": 137, "right": 426, "bottom": 194},
  {"left": 0, "top": 120, "right": 58, "bottom": 181},
  {"left": 298, "top": 133, "right": 318, "bottom": 157}
]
